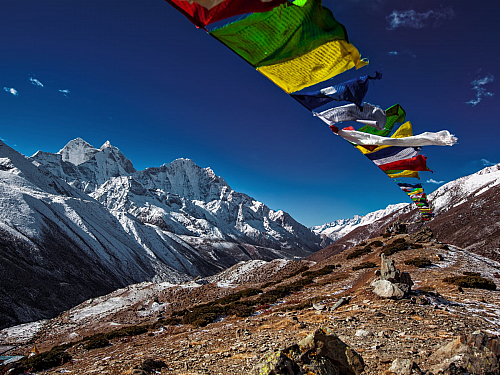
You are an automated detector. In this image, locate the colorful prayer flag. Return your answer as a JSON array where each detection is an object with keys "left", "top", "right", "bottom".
[
  {"left": 290, "top": 71, "right": 382, "bottom": 109},
  {"left": 210, "top": 0, "right": 367, "bottom": 92},
  {"left": 165, "top": 0, "right": 286, "bottom": 28}
]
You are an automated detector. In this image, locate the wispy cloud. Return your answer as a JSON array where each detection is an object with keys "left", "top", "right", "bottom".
[
  {"left": 29, "top": 76, "right": 44, "bottom": 87},
  {"left": 465, "top": 73, "right": 494, "bottom": 106},
  {"left": 3, "top": 87, "right": 18, "bottom": 96},
  {"left": 480, "top": 159, "right": 498, "bottom": 167},
  {"left": 387, "top": 50, "right": 416, "bottom": 58},
  {"left": 426, "top": 179, "right": 445, "bottom": 185},
  {"left": 59, "top": 89, "right": 70, "bottom": 98},
  {"left": 386, "top": 7, "right": 454, "bottom": 30}
]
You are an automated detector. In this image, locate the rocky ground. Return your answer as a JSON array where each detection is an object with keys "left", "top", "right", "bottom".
[{"left": 1, "top": 231, "right": 500, "bottom": 374}]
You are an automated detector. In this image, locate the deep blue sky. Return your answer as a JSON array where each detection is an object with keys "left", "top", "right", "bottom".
[{"left": 1, "top": 0, "right": 498, "bottom": 226}]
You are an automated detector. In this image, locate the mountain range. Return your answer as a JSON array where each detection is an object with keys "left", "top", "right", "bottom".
[
  {"left": 0, "top": 138, "right": 324, "bottom": 328},
  {"left": 1, "top": 137, "right": 499, "bottom": 330}
]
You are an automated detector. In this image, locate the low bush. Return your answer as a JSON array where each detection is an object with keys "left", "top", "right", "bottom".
[
  {"left": 382, "top": 232, "right": 391, "bottom": 238},
  {"left": 105, "top": 325, "right": 149, "bottom": 340},
  {"left": 302, "top": 264, "right": 335, "bottom": 278},
  {"left": 21, "top": 344, "right": 72, "bottom": 372},
  {"left": 346, "top": 246, "right": 372, "bottom": 260},
  {"left": 410, "top": 243, "right": 423, "bottom": 249},
  {"left": 370, "top": 240, "right": 384, "bottom": 247},
  {"left": 84, "top": 336, "right": 109, "bottom": 350},
  {"left": 382, "top": 240, "right": 408, "bottom": 256},
  {"left": 443, "top": 274, "right": 497, "bottom": 290},
  {"left": 405, "top": 257, "right": 432, "bottom": 268},
  {"left": 352, "top": 262, "right": 377, "bottom": 271},
  {"left": 463, "top": 271, "right": 480, "bottom": 277},
  {"left": 286, "top": 265, "right": 310, "bottom": 278}
]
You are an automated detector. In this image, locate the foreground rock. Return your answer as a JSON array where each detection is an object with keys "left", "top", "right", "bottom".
[
  {"left": 372, "top": 253, "right": 413, "bottom": 299},
  {"left": 252, "top": 327, "right": 364, "bottom": 375},
  {"left": 428, "top": 330, "right": 500, "bottom": 374}
]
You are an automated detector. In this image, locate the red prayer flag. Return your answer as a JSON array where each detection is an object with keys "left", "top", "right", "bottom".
[
  {"left": 378, "top": 155, "right": 432, "bottom": 172},
  {"left": 165, "top": 0, "right": 287, "bottom": 29}
]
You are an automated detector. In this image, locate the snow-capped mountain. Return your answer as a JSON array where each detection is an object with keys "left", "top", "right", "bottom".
[
  {"left": 311, "top": 203, "right": 408, "bottom": 243},
  {"left": 311, "top": 163, "right": 500, "bottom": 262},
  {"left": 32, "top": 139, "right": 323, "bottom": 254},
  {"left": 0, "top": 138, "right": 323, "bottom": 328}
]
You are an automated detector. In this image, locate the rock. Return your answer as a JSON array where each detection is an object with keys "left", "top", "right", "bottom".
[
  {"left": 388, "top": 358, "right": 422, "bottom": 375},
  {"left": 428, "top": 331, "right": 500, "bottom": 374},
  {"left": 372, "top": 254, "right": 413, "bottom": 299},
  {"left": 252, "top": 327, "right": 364, "bottom": 375},
  {"left": 331, "top": 296, "right": 351, "bottom": 311},
  {"left": 313, "top": 303, "right": 326, "bottom": 311},
  {"left": 355, "top": 329, "right": 372, "bottom": 337}
]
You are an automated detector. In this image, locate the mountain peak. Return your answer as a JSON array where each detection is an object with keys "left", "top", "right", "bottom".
[
  {"left": 57, "top": 138, "right": 98, "bottom": 166},
  {"left": 100, "top": 140, "right": 113, "bottom": 150}
]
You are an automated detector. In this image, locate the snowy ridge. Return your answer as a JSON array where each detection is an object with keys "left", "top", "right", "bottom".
[
  {"left": 311, "top": 203, "right": 408, "bottom": 242},
  {"left": 33, "top": 139, "right": 324, "bottom": 253},
  {"left": 429, "top": 163, "right": 500, "bottom": 214}
]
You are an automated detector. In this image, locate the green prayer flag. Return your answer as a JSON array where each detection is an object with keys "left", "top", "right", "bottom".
[
  {"left": 210, "top": 0, "right": 348, "bottom": 68},
  {"left": 358, "top": 104, "right": 406, "bottom": 136}
]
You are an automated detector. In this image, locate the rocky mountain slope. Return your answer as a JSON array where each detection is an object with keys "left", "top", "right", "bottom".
[
  {"left": 311, "top": 163, "right": 500, "bottom": 262},
  {"left": 0, "top": 139, "right": 323, "bottom": 328},
  {"left": 2, "top": 230, "right": 499, "bottom": 374}
]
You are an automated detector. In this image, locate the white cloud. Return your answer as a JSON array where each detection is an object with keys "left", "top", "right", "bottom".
[
  {"left": 426, "top": 179, "right": 444, "bottom": 184},
  {"left": 387, "top": 50, "right": 416, "bottom": 58},
  {"left": 386, "top": 7, "right": 454, "bottom": 30},
  {"left": 480, "top": 159, "right": 497, "bottom": 167},
  {"left": 59, "top": 89, "right": 70, "bottom": 98},
  {"left": 3, "top": 87, "right": 18, "bottom": 96},
  {"left": 29, "top": 76, "right": 44, "bottom": 87},
  {"left": 465, "top": 73, "right": 494, "bottom": 106}
]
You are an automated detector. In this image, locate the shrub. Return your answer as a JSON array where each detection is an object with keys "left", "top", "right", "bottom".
[
  {"left": 225, "top": 302, "right": 254, "bottom": 317},
  {"left": 301, "top": 264, "right": 335, "bottom": 278},
  {"left": 463, "top": 271, "right": 480, "bottom": 277},
  {"left": 410, "top": 243, "right": 423, "bottom": 249},
  {"left": 287, "top": 265, "right": 310, "bottom": 278},
  {"left": 382, "top": 240, "right": 408, "bottom": 256},
  {"left": 405, "top": 257, "right": 432, "bottom": 268},
  {"left": 84, "top": 336, "right": 109, "bottom": 350},
  {"left": 370, "top": 240, "right": 384, "bottom": 247},
  {"left": 159, "top": 316, "right": 181, "bottom": 326},
  {"left": 352, "top": 262, "right": 377, "bottom": 271},
  {"left": 382, "top": 232, "right": 391, "bottom": 238},
  {"left": 21, "top": 344, "right": 72, "bottom": 371},
  {"left": 346, "top": 246, "right": 372, "bottom": 260},
  {"left": 105, "top": 325, "right": 148, "bottom": 340},
  {"left": 443, "top": 275, "right": 497, "bottom": 290},
  {"left": 359, "top": 241, "right": 367, "bottom": 246}
]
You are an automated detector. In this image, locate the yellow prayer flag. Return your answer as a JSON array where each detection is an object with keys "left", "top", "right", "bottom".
[
  {"left": 257, "top": 40, "right": 367, "bottom": 94},
  {"left": 387, "top": 170, "right": 420, "bottom": 179}
]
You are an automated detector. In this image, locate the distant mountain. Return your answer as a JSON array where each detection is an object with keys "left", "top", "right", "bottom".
[
  {"left": 310, "top": 163, "right": 500, "bottom": 262},
  {"left": 0, "top": 138, "right": 324, "bottom": 328},
  {"left": 311, "top": 203, "right": 407, "bottom": 244}
]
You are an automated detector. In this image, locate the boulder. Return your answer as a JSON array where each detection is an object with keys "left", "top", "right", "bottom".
[
  {"left": 372, "top": 254, "right": 413, "bottom": 299},
  {"left": 428, "top": 330, "right": 500, "bottom": 374},
  {"left": 387, "top": 358, "right": 422, "bottom": 375},
  {"left": 252, "top": 327, "right": 364, "bottom": 375}
]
